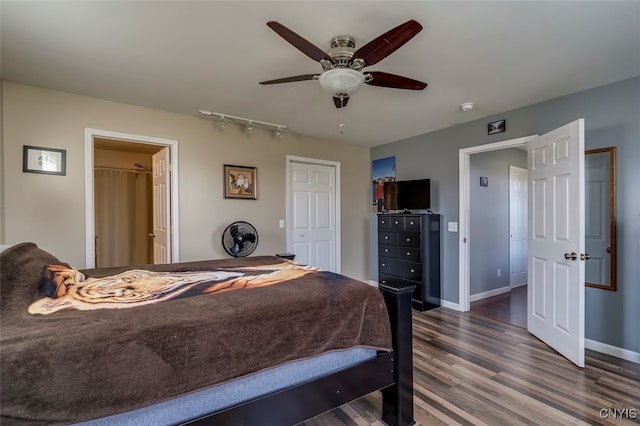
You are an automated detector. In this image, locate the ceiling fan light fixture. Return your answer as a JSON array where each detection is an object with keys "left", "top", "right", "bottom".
[{"left": 318, "top": 69, "right": 365, "bottom": 96}]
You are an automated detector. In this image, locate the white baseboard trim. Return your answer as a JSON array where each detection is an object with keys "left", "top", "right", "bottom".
[
  {"left": 366, "top": 280, "right": 379, "bottom": 287},
  {"left": 510, "top": 282, "right": 527, "bottom": 289},
  {"left": 469, "top": 286, "right": 511, "bottom": 302},
  {"left": 586, "top": 339, "right": 640, "bottom": 364}
]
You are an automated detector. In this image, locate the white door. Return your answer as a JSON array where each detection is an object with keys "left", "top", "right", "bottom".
[
  {"left": 509, "top": 166, "right": 528, "bottom": 287},
  {"left": 528, "top": 119, "right": 585, "bottom": 367},
  {"left": 152, "top": 147, "right": 171, "bottom": 264},
  {"left": 289, "top": 161, "right": 337, "bottom": 272},
  {"left": 585, "top": 151, "right": 611, "bottom": 285}
]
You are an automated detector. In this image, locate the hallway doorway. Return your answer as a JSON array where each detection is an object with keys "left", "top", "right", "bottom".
[{"left": 470, "top": 285, "right": 527, "bottom": 328}]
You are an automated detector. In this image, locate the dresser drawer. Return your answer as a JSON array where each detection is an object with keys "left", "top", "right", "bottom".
[
  {"left": 378, "top": 258, "right": 422, "bottom": 281},
  {"left": 379, "top": 244, "right": 398, "bottom": 258},
  {"left": 398, "top": 232, "right": 421, "bottom": 248},
  {"left": 404, "top": 216, "right": 421, "bottom": 231},
  {"left": 389, "top": 216, "right": 404, "bottom": 230},
  {"left": 398, "top": 246, "right": 421, "bottom": 261},
  {"left": 378, "top": 231, "right": 398, "bottom": 245},
  {"left": 377, "top": 215, "right": 392, "bottom": 229}
]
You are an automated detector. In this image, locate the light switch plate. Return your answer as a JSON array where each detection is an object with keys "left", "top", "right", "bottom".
[{"left": 448, "top": 222, "right": 458, "bottom": 232}]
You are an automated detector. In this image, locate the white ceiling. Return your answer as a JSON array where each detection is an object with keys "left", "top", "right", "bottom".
[{"left": 2, "top": 1, "right": 639, "bottom": 147}]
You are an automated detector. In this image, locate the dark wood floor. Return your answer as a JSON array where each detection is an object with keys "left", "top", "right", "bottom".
[
  {"left": 300, "top": 308, "right": 640, "bottom": 426},
  {"left": 470, "top": 285, "right": 527, "bottom": 329}
]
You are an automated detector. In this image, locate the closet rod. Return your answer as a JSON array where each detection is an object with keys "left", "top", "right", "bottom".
[{"left": 94, "top": 166, "right": 151, "bottom": 173}]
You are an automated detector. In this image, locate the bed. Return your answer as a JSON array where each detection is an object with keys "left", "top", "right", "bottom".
[{"left": 0, "top": 242, "right": 415, "bottom": 425}]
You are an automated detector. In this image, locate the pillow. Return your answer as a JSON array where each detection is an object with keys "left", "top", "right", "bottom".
[{"left": 0, "top": 242, "right": 67, "bottom": 315}]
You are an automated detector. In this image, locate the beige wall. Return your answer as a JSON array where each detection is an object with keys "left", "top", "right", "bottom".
[{"left": 2, "top": 82, "right": 372, "bottom": 280}]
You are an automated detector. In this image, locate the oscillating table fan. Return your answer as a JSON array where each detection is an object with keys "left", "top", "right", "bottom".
[{"left": 222, "top": 221, "right": 258, "bottom": 257}]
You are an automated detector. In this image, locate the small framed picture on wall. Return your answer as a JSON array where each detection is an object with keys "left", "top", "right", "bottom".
[
  {"left": 23, "top": 145, "right": 66, "bottom": 176},
  {"left": 223, "top": 164, "right": 257, "bottom": 199},
  {"left": 488, "top": 119, "right": 506, "bottom": 135}
]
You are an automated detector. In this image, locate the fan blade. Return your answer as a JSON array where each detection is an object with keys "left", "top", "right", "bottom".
[
  {"left": 244, "top": 233, "right": 256, "bottom": 243},
  {"left": 230, "top": 243, "right": 242, "bottom": 254},
  {"left": 267, "top": 21, "right": 333, "bottom": 63},
  {"left": 260, "top": 74, "right": 319, "bottom": 85},
  {"left": 353, "top": 20, "right": 422, "bottom": 67},
  {"left": 365, "top": 71, "right": 427, "bottom": 90},
  {"left": 333, "top": 96, "right": 350, "bottom": 108}
]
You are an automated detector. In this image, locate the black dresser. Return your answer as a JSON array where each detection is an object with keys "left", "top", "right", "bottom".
[{"left": 377, "top": 213, "right": 441, "bottom": 311}]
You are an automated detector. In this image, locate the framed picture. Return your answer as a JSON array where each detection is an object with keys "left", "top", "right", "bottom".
[
  {"left": 480, "top": 176, "right": 489, "bottom": 187},
  {"left": 23, "top": 145, "right": 66, "bottom": 175},
  {"left": 488, "top": 119, "right": 506, "bottom": 135},
  {"left": 224, "top": 164, "right": 257, "bottom": 199},
  {"left": 372, "top": 156, "right": 396, "bottom": 212}
]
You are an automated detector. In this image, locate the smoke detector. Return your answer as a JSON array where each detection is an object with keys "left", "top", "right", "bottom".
[{"left": 460, "top": 102, "right": 475, "bottom": 112}]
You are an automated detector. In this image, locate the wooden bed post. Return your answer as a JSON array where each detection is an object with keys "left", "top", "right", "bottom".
[{"left": 379, "top": 282, "right": 415, "bottom": 426}]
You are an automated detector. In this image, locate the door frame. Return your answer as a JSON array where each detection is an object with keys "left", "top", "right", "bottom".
[
  {"left": 509, "top": 165, "right": 528, "bottom": 288},
  {"left": 84, "top": 128, "right": 180, "bottom": 268},
  {"left": 285, "top": 155, "right": 341, "bottom": 274},
  {"left": 458, "top": 135, "right": 537, "bottom": 311}
]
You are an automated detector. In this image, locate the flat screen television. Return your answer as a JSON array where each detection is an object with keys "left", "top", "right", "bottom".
[{"left": 383, "top": 179, "right": 430, "bottom": 211}]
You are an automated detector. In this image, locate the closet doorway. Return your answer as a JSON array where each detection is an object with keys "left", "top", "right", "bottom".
[
  {"left": 94, "top": 139, "right": 157, "bottom": 267},
  {"left": 84, "top": 129, "right": 179, "bottom": 269}
]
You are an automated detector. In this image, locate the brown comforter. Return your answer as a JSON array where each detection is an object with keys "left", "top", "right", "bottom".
[{"left": 0, "top": 243, "right": 392, "bottom": 425}]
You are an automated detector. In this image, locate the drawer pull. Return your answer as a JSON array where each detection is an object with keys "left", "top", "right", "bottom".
[
  {"left": 384, "top": 236, "right": 389, "bottom": 240},
  {"left": 410, "top": 221, "right": 415, "bottom": 225},
  {"left": 381, "top": 263, "right": 386, "bottom": 267},
  {"left": 406, "top": 238, "right": 411, "bottom": 242},
  {"left": 394, "top": 220, "right": 399, "bottom": 225},
  {"left": 407, "top": 251, "right": 411, "bottom": 256},
  {"left": 410, "top": 269, "right": 415, "bottom": 273},
  {"left": 384, "top": 248, "right": 389, "bottom": 253},
  {"left": 381, "top": 280, "right": 386, "bottom": 284},
  {"left": 381, "top": 220, "right": 386, "bottom": 224}
]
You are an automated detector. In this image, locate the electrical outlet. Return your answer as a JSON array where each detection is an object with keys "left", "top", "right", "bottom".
[{"left": 497, "top": 269, "right": 501, "bottom": 277}]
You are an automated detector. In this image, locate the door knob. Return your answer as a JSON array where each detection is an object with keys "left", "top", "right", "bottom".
[
  {"left": 581, "top": 253, "right": 591, "bottom": 261},
  {"left": 148, "top": 233, "right": 156, "bottom": 238},
  {"left": 564, "top": 252, "right": 578, "bottom": 260}
]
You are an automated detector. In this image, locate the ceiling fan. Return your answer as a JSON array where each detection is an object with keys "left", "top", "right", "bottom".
[{"left": 259, "top": 20, "right": 428, "bottom": 108}]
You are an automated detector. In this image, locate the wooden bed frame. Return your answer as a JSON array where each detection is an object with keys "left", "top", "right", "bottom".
[{"left": 185, "top": 281, "right": 415, "bottom": 426}]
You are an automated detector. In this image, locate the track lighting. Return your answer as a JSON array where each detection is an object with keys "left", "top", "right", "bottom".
[{"left": 199, "top": 110, "right": 287, "bottom": 137}]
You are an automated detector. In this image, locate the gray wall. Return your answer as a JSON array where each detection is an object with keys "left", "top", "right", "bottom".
[
  {"left": 371, "top": 76, "right": 640, "bottom": 353},
  {"left": 470, "top": 148, "right": 526, "bottom": 295}
]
